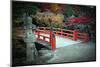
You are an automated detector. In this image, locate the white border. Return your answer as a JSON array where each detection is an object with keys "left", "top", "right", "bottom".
[
  {"left": 0, "top": 0, "right": 100, "bottom": 67},
  {"left": 14, "top": 0, "right": 96, "bottom": 5}
]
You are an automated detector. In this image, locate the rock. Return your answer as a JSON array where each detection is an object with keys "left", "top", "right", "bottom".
[{"left": 38, "top": 49, "right": 54, "bottom": 63}]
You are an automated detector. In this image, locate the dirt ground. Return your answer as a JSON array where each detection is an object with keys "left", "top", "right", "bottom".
[{"left": 47, "top": 41, "right": 96, "bottom": 64}]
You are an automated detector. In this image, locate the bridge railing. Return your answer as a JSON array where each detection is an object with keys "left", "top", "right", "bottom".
[
  {"left": 53, "top": 28, "right": 78, "bottom": 40},
  {"left": 35, "top": 28, "right": 56, "bottom": 50},
  {"left": 78, "top": 32, "right": 89, "bottom": 42},
  {"left": 37, "top": 27, "right": 78, "bottom": 41},
  {"left": 36, "top": 31, "right": 50, "bottom": 43},
  {"left": 36, "top": 27, "right": 89, "bottom": 42}
]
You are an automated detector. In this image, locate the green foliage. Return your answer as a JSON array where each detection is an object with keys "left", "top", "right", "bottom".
[{"left": 13, "top": 2, "right": 39, "bottom": 26}]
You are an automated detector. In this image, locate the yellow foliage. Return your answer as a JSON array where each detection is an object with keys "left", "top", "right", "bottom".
[{"left": 35, "top": 11, "right": 64, "bottom": 28}]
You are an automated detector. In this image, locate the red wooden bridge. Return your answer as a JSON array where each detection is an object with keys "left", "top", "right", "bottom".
[{"left": 35, "top": 27, "right": 90, "bottom": 51}]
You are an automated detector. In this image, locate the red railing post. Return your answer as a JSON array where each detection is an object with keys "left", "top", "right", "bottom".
[
  {"left": 50, "top": 31, "right": 56, "bottom": 51},
  {"left": 61, "top": 29, "right": 63, "bottom": 36},
  {"left": 73, "top": 30, "right": 78, "bottom": 41},
  {"left": 37, "top": 30, "right": 40, "bottom": 40},
  {"left": 84, "top": 34, "right": 89, "bottom": 42}
]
